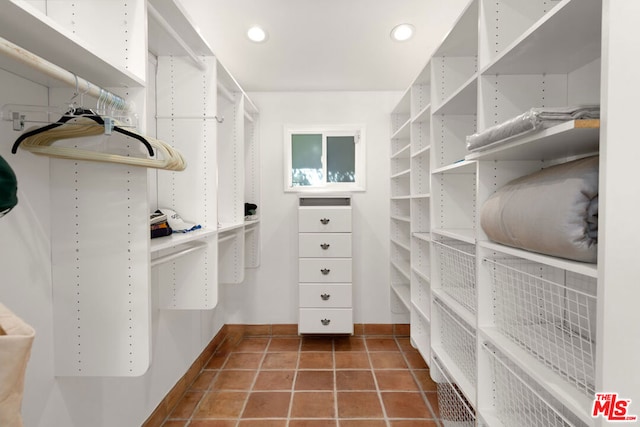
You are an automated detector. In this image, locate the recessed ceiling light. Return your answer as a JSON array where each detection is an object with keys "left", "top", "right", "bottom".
[
  {"left": 391, "top": 23, "right": 415, "bottom": 42},
  {"left": 247, "top": 26, "right": 268, "bottom": 43}
]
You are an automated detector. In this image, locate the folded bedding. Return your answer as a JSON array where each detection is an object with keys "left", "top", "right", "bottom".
[
  {"left": 467, "top": 106, "right": 600, "bottom": 152},
  {"left": 480, "top": 155, "right": 598, "bottom": 263}
]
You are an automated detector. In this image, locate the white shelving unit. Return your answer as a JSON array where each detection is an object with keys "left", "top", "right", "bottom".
[
  {"left": 390, "top": 0, "right": 622, "bottom": 425},
  {"left": 216, "top": 63, "right": 261, "bottom": 283},
  {"left": 1, "top": 0, "right": 149, "bottom": 377}
]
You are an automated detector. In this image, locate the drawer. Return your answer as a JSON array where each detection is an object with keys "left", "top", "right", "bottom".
[
  {"left": 299, "top": 284, "right": 352, "bottom": 308},
  {"left": 299, "top": 207, "right": 351, "bottom": 233},
  {"left": 299, "top": 259, "right": 351, "bottom": 283},
  {"left": 299, "top": 233, "right": 352, "bottom": 258},
  {"left": 299, "top": 308, "right": 353, "bottom": 334}
]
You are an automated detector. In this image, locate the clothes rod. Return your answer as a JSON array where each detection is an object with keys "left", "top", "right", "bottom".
[
  {"left": 0, "top": 36, "right": 132, "bottom": 112},
  {"left": 147, "top": 2, "right": 207, "bottom": 71}
]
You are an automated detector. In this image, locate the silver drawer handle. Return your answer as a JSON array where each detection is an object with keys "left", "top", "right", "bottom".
[
  {"left": 321, "top": 293, "right": 330, "bottom": 301},
  {"left": 321, "top": 318, "right": 331, "bottom": 326},
  {"left": 320, "top": 243, "right": 330, "bottom": 250},
  {"left": 320, "top": 268, "right": 330, "bottom": 275},
  {"left": 320, "top": 218, "right": 330, "bottom": 225}
]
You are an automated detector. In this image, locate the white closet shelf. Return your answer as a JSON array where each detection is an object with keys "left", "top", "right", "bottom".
[
  {"left": 390, "top": 169, "right": 411, "bottom": 179},
  {"left": 411, "top": 146, "right": 431, "bottom": 158},
  {"left": 432, "top": 228, "right": 476, "bottom": 244},
  {"left": 391, "top": 143, "right": 411, "bottom": 159},
  {"left": 244, "top": 219, "right": 260, "bottom": 227},
  {"left": 391, "top": 260, "right": 411, "bottom": 281},
  {"left": 412, "top": 232, "right": 431, "bottom": 242},
  {"left": 432, "top": 288, "right": 476, "bottom": 328},
  {"left": 480, "top": 329, "right": 595, "bottom": 427},
  {"left": 411, "top": 193, "right": 431, "bottom": 200},
  {"left": 411, "top": 301, "right": 430, "bottom": 324},
  {"left": 150, "top": 228, "right": 216, "bottom": 253},
  {"left": 481, "top": 0, "right": 602, "bottom": 75},
  {"left": 391, "top": 87, "right": 411, "bottom": 115},
  {"left": 391, "top": 119, "right": 411, "bottom": 140},
  {"left": 390, "top": 215, "right": 411, "bottom": 223},
  {"left": 391, "top": 282, "right": 411, "bottom": 311},
  {"left": 391, "top": 238, "right": 411, "bottom": 252},
  {"left": 433, "top": 0, "right": 478, "bottom": 57},
  {"left": 432, "top": 74, "right": 478, "bottom": 116},
  {"left": 466, "top": 119, "right": 600, "bottom": 161},
  {"left": 411, "top": 104, "right": 431, "bottom": 123},
  {"left": 431, "top": 347, "right": 477, "bottom": 407},
  {"left": 148, "top": 0, "right": 214, "bottom": 58},
  {"left": 218, "top": 222, "right": 245, "bottom": 233},
  {"left": 391, "top": 195, "right": 412, "bottom": 201},
  {"left": 0, "top": 1, "right": 144, "bottom": 88},
  {"left": 432, "top": 160, "right": 475, "bottom": 174},
  {"left": 411, "top": 267, "right": 430, "bottom": 284},
  {"left": 478, "top": 240, "right": 597, "bottom": 278}
]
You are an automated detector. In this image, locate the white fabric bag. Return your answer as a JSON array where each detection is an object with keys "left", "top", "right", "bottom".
[{"left": 0, "top": 303, "right": 35, "bottom": 427}]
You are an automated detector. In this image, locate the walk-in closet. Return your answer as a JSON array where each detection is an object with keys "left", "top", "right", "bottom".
[{"left": 0, "top": 1, "right": 638, "bottom": 426}]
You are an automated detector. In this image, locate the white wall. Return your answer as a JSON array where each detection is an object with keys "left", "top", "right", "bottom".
[
  {"left": 0, "top": 67, "right": 225, "bottom": 427},
  {"left": 222, "top": 91, "right": 408, "bottom": 325}
]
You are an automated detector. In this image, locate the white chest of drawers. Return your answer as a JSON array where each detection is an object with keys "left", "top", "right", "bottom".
[{"left": 298, "top": 196, "right": 353, "bottom": 334}]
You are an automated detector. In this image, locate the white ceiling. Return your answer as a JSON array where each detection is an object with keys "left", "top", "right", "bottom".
[{"left": 179, "top": 0, "right": 470, "bottom": 92}]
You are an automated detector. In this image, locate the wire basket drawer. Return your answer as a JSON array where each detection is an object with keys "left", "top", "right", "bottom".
[
  {"left": 483, "top": 343, "right": 589, "bottom": 427},
  {"left": 433, "top": 239, "right": 476, "bottom": 314},
  {"left": 484, "top": 256, "right": 596, "bottom": 396},
  {"left": 434, "top": 297, "right": 477, "bottom": 387},
  {"left": 432, "top": 356, "right": 476, "bottom": 427}
]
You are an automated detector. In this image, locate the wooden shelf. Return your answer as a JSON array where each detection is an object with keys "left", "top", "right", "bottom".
[
  {"left": 412, "top": 232, "right": 432, "bottom": 242},
  {"left": 466, "top": 119, "right": 599, "bottom": 161}
]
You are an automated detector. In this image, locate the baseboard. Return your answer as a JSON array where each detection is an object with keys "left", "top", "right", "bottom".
[{"left": 142, "top": 323, "right": 409, "bottom": 427}]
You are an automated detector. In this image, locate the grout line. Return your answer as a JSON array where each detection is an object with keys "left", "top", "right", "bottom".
[
  {"left": 364, "top": 337, "right": 393, "bottom": 427},
  {"left": 395, "top": 336, "right": 443, "bottom": 427}
]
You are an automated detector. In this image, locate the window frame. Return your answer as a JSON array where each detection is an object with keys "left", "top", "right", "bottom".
[{"left": 284, "top": 124, "right": 366, "bottom": 192}]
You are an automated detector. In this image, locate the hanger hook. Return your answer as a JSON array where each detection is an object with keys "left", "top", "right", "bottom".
[
  {"left": 68, "top": 73, "right": 80, "bottom": 110},
  {"left": 79, "top": 81, "right": 91, "bottom": 109}
]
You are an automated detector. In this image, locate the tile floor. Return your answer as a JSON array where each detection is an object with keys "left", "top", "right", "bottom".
[{"left": 160, "top": 334, "right": 441, "bottom": 427}]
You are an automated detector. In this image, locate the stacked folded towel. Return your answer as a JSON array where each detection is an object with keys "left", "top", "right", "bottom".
[{"left": 466, "top": 105, "right": 600, "bottom": 152}]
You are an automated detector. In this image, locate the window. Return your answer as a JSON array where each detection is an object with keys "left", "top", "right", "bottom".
[{"left": 284, "top": 125, "right": 365, "bottom": 191}]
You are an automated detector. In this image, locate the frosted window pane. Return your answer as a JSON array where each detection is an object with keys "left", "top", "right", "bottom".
[
  {"left": 327, "top": 136, "right": 355, "bottom": 183},
  {"left": 292, "top": 134, "right": 323, "bottom": 186}
]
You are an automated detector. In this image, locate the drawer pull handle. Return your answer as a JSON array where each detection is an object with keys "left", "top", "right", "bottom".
[
  {"left": 321, "top": 293, "right": 331, "bottom": 301},
  {"left": 320, "top": 218, "right": 330, "bottom": 225},
  {"left": 320, "top": 243, "right": 330, "bottom": 250},
  {"left": 321, "top": 318, "right": 331, "bottom": 326},
  {"left": 320, "top": 268, "right": 330, "bottom": 275}
]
